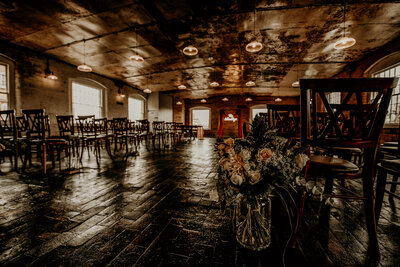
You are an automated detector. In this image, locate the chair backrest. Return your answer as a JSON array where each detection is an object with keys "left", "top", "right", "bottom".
[
  {"left": 164, "top": 122, "right": 175, "bottom": 132},
  {"left": 56, "top": 115, "right": 75, "bottom": 136},
  {"left": 152, "top": 121, "right": 164, "bottom": 134},
  {"left": 22, "top": 109, "right": 47, "bottom": 139},
  {"left": 136, "top": 119, "right": 149, "bottom": 134},
  {"left": 300, "top": 78, "right": 398, "bottom": 148},
  {"left": 110, "top": 118, "right": 127, "bottom": 135},
  {"left": 267, "top": 104, "right": 300, "bottom": 138},
  {"left": 0, "top": 109, "right": 16, "bottom": 140},
  {"left": 16, "top": 116, "right": 27, "bottom": 137},
  {"left": 77, "top": 115, "right": 95, "bottom": 137},
  {"left": 94, "top": 118, "right": 108, "bottom": 136}
]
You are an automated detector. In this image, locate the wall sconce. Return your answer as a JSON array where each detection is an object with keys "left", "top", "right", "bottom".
[{"left": 44, "top": 58, "right": 58, "bottom": 80}]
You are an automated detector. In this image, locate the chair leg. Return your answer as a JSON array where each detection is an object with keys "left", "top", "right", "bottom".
[
  {"left": 362, "top": 150, "right": 379, "bottom": 253},
  {"left": 388, "top": 175, "right": 398, "bottom": 211},
  {"left": 375, "top": 166, "right": 387, "bottom": 225}
]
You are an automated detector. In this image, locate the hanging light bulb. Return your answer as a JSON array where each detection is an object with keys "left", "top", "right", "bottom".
[
  {"left": 292, "top": 62, "right": 300, "bottom": 88},
  {"left": 246, "top": 81, "right": 256, "bottom": 87},
  {"left": 118, "top": 88, "right": 125, "bottom": 98},
  {"left": 183, "top": 45, "right": 198, "bottom": 56},
  {"left": 143, "top": 88, "right": 152, "bottom": 93},
  {"left": 222, "top": 97, "right": 229, "bottom": 102},
  {"left": 176, "top": 101, "right": 182, "bottom": 105},
  {"left": 275, "top": 97, "right": 282, "bottom": 102},
  {"left": 245, "top": 97, "right": 253, "bottom": 102},
  {"left": 210, "top": 81, "right": 219, "bottom": 87},
  {"left": 130, "top": 27, "right": 145, "bottom": 62},
  {"left": 44, "top": 58, "right": 58, "bottom": 80},
  {"left": 246, "top": 9, "right": 263, "bottom": 53},
  {"left": 178, "top": 84, "right": 186, "bottom": 89},
  {"left": 201, "top": 99, "right": 207, "bottom": 103},
  {"left": 333, "top": 3, "right": 356, "bottom": 50},
  {"left": 77, "top": 40, "right": 92, "bottom": 72}
]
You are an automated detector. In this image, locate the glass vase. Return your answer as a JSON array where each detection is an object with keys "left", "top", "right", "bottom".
[{"left": 235, "top": 194, "right": 272, "bottom": 251}]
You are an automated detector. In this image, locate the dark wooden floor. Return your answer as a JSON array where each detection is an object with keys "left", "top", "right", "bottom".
[{"left": 0, "top": 138, "right": 399, "bottom": 266}]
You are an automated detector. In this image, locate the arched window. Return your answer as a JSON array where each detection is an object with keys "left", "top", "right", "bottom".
[
  {"left": 367, "top": 53, "right": 400, "bottom": 125},
  {"left": 250, "top": 104, "right": 268, "bottom": 121},
  {"left": 70, "top": 78, "right": 106, "bottom": 118},
  {"left": 128, "top": 94, "right": 146, "bottom": 121},
  {"left": 191, "top": 106, "right": 211, "bottom": 130},
  {"left": 0, "top": 54, "right": 15, "bottom": 110}
]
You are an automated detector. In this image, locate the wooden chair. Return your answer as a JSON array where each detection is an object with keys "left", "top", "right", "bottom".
[
  {"left": 0, "top": 110, "right": 18, "bottom": 170},
  {"left": 164, "top": 122, "right": 176, "bottom": 147},
  {"left": 152, "top": 121, "right": 165, "bottom": 149},
  {"left": 136, "top": 119, "right": 152, "bottom": 148},
  {"left": 56, "top": 115, "right": 80, "bottom": 158},
  {"left": 267, "top": 104, "right": 300, "bottom": 139},
  {"left": 109, "top": 118, "right": 129, "bottom": 157},
  {"left": 375, "top": 117, "right": 400, "bottom": 224},
  {"left": 299, "top": 78, "right": 398, "bottom": 253},
  {"left": 22, "top": 109, "right": 69, "bottom": 174}
]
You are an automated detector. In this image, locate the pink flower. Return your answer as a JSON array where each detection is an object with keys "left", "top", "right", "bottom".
[{"left": 258, "top": 148, "right": 273, "bottom": 161}]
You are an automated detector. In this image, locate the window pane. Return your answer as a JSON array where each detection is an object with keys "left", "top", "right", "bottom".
[
  {"left": 0, "top": 92, "right": 8, "bottom": 110},
  {"left": 252, "top": 108, "right": 268, "bottom": 119},
  {"left": 192, "top": 109, "right": 210, "bottom": 129},
  {"left": 0, "top": 64, "right": 7, "bottom": 93},
  {"left": 128, "top": 97, "right": 144, "bottom": 121},
  {"left": 72, "top": 82, "right": 103, "bottom": 118},
  {"left": 372, "top": 64, "right": 400, "bottom": 124}
]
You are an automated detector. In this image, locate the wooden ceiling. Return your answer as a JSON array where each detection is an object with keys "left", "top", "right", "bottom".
[{"left": 1, "top": 0, "right": 400, "bottom": 99}]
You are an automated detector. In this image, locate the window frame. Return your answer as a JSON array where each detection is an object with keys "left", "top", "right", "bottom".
[
  {"left": 0, "top": 54, "right": 15, "bottom": 110},
  {"left": 69, "top": 78, "right": 107, "bottom": 118},
  {"left": 190, "top": 106, "right": 211, "bottom": 130},
  {"left": 370, "top": 62, "right": 400, "bottom": 127},
  {"left": 128, "top": 93, "right": 146, "bottom": 121},
  {"left": 250, "top": 104, "right": 268, "bottom": 122}
]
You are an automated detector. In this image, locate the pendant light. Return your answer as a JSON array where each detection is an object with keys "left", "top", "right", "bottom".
[
  {"left": 130, "top": 27, "right": 144, "bottom": 62},
  {"left": 292, "top": 63, "right": 300, "bottom": 88},
  {"left": 246, "top": 9, "right": 263, "bottom": 53},
  {"left": 246, "top": 81, "right": 256, "bottom": 87},
  {"left": 176, "top": 101, "right": 182, "bottom": 105},
  {"left": 44, "top": 58, "right": 58, "bottom": 80},
  {"left": 77, "top": 40, "right": 92, "bottom": 72},
  {"left": 183, "top": 45, "right": 198, "bottom": 56},
  {"left": 201, "top": 99, "right": 207, "bottom": 103},
  {"left": 210, "top": 68, "right": 219, "bottom": 87},
  {"left": 178, "top": 84, "right": 186, "bottom": 89},
  {"left": 245, "top": 97, "right": 253, "bottom": 102},
  {"left": 143, "top": 76, "right": 151, "bottom": 93},
  {"left": 275, "top": 97, "right": 282, "bottom": 102},
  {"left": 333, "top": 3, "right": 356, "bottom": 50},
  {"left": 222, "top": 97, "right": 229, "bottom": 102}
]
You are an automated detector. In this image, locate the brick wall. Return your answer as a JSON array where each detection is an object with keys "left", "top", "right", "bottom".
[
  {"left": 179, "top": 96, "right": 299, "bottom": 137},
  {"left": 0, "top": 41, "right": 144, "bottom": 134}
]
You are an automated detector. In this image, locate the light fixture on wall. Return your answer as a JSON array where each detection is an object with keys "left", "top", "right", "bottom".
[
  {"left": 77, "top": 40, "right": 92, "bottom": 72},
  {"left": 246, "top": 81, "right": 256, "bottom": 87},
  {"left": 130, "top": 27, "right": 145, "bottom": 62},
  {"left": 117, "top": 88, "right": 125, "bottom": 98},
  {"left": 178, "top": 84, "right": 186, "bottom": 89},
  {"left": 176, "top": 101, "right": 182, "bottom": 105},
  {"left": 292, "top": 63, "right": 300, "bottom": 88},
  {"left": 201, "top": 99, "right": 207, "bottom": 103},
  {"left": 222, "top": 97, "right": 229, "bottom": 102},
  {"left": 44, "top": 58, "right": 58, "bottom": 80},
  {"left": 245, "top": 9, "right": 263, "bottom": 53},
  {"left": 333, "top": 3, "right": 356, "bottom": 50}
]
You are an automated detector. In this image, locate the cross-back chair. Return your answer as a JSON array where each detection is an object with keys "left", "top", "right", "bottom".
[
  {"left": 152, "top": 121, "right": 165, "bottom": 149},
  {"left": 0, "top": 110, "right": 18, "bottom": 170},
  {"left": 299, "top": 78, "right": 398, "bottom": 253},
  {"left": 267, "top": 104, "right": 300, "bottom": 139}
]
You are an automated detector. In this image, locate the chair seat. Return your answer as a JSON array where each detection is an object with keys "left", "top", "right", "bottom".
[
  {"left": 380, "top": 158, "right": 400, "bottom": 172},
  {"left": 332, "top": 147, "right": 362, "bottom": 154},
  {"left": 46, "top": 138, "right": 68, "bottom": 144},
  {"left": 379, "top": 145, "right": 398, "bottom": 154},
  {"left": 383, "top": 141, "right": 398, "bottom": 147},
  {"left": 309, "top": 155, "right": 359, "bottom": 173}
]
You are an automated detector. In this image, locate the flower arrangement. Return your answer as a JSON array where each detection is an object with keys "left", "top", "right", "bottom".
[{"left": 216, "top": 114, "right": 312, "bottom": 251}]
